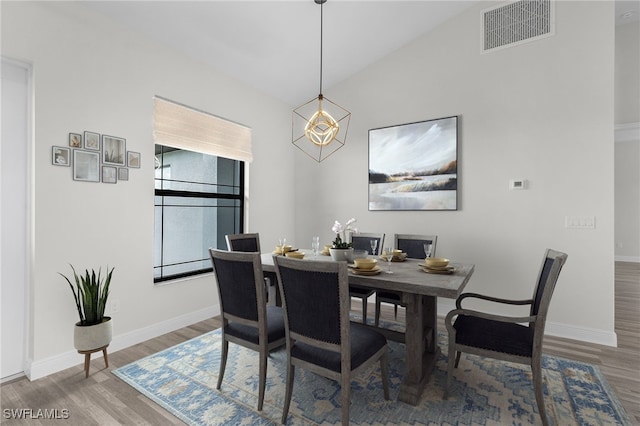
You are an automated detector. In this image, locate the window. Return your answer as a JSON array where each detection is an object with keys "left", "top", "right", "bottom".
[{"left": 154, "top": 145, "right": 244, "bottom": 282}]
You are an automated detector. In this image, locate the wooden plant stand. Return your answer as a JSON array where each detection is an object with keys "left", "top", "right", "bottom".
[{"left": 78, "top": 345, "right": 109, "bottom": 378}]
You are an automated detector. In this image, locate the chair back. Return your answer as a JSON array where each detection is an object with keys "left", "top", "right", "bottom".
[
  {"left": 273, "top": 256, "right": 349, "bottom": 347},
  {"left": 209, "top": 249, "right": 265, "bottom": 324},
  {"left": 395, "top": 234, "right": 438, "bottom": 259},
  {"left": 351, "top": 232, "right": 385, "bottom": 253},
  {"left": 531, "top": 249, "right": 568, "bottom": 320},
  {"left": 226, "top": 233, "right": 261, "bottom": 253},
  {"left": 530, "top": 249, "right": 568, "bottom": 351}
]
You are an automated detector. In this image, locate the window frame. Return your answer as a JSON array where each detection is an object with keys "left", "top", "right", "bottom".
[{"left": 154, "top": 146, "right": 245, "bottom": 283}]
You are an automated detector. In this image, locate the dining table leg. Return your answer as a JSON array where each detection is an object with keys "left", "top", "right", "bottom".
[{"left": 397, "top": 293, "right": 440, "bottom": 405}]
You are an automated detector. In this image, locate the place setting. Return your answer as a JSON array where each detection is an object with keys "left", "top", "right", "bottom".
[
  {"left": 272, "top": 237, "right": 301, "bottom": 257},
  {"left": 378, "top": 249, "right": 407, "bottom": 262},
  {"left": 348, "top": 258, "right": 382, "bottom": 276},
  {"left": 419, "top": 257, "right": 454, "bottom": 274}
]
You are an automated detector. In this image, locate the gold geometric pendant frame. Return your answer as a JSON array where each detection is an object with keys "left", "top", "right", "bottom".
[{"left": 292, "top": 94, "right": 351, "bottom": 163}]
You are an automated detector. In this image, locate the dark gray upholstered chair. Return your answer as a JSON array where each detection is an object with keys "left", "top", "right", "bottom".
[
  {"left": 349, "top": 232, "right": 385, "bottom": 324},
  {"left": 225, "top": 233, "right": 277, "bottom": 304},
  {"left": 273, "top": 256, "right": 390, "bottom": 425},
  {"left": 374, "top": 234, "right": 437, "bottom": 326},
  {"left": 209, "top": 249, "right": 286, "bottom": 411},
  {"left": 444, "top": 249, "right": 568, "bottom": 426},
  {"left": 225, "top": 232, "right": 261, "bottom": 252}
]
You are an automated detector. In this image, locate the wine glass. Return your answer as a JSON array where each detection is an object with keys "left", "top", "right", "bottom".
[
  {"left": 424, "top": 243, "right": 433, "bottom": 259},
  {"left": 312, "top": 236, "right": 320, "bottom": 257},
  {"left": 278, "top": 237, "right": 287, "bottom": 255},
  {"left": 384, "top": 247, "right": 394, "bottom": 274},
  {"left": 370, "top": 239, "right": 378, "bottom": 256}
]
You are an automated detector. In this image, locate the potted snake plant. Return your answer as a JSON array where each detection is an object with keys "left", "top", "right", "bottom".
[{"left": 59, "top": 265, "right": 114, "bottom": 351}]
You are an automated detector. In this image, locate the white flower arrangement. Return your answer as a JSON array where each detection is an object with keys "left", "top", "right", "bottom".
[{"left": 331, "top": 218, "right": 358, "bottom": 249}]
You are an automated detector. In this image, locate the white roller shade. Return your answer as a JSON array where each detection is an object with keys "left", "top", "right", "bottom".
[{"left": 153, "top": 96, "right": 252, "bottom": 163}]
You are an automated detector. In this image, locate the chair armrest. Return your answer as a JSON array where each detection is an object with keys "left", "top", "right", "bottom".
[
  {"left": 444, "top": 308, "right": 536, "bottom": 334},
  {"left": 455, "top": 292, "right": 533, "bottom": 309}
]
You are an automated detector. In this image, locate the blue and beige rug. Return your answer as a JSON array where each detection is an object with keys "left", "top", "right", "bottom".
[{"left": 113, "top": 326, "right": 630, "bottom": 425}]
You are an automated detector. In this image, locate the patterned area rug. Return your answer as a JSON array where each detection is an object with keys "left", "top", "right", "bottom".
[{"left": 113, "top": 327, "right": 630, "bottom": 425}]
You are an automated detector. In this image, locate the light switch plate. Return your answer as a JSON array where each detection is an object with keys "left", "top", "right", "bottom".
[{"left": 565, "top": 216, "right": 596, "bottom": 229}]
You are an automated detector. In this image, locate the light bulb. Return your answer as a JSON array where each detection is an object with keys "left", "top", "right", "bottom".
[{"left": 304, "top": 98, "right": 340, "bottom": 146}]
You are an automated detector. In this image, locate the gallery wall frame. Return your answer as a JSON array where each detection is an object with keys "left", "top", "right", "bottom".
[
  {"left": 52, "top": 146, "right": 70, "bottom": 166},
  {"left": 69, "top": 133, "right": 81, "bottom": 148},
  {"left": 368, "top": 115, "right": 458, "bottom": 211},
  {"left": 118, "top": 168, "right": 129, "bottom": 181},
  {"left": 102, "top": 135, "right": 126, "bottom": 166},
  {"left": 127, "top": 151, "right": 141, "bottom": 168},
  {"left": 73, "top": 150, "right": 100, "bottom": 182},
  {"left": 84, "top": 131, "right": 100, "bottom": 150},
  {"left": 102, "top": 166, "right": 117, "bottom": 184}
]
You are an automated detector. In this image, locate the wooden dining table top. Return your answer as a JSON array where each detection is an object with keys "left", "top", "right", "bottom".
[{"left": 260, "top": 250, "right": 475, "bottom": 300}]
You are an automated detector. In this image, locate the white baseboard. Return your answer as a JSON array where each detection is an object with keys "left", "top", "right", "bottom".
[
  {"left": 544, "top": 320, "right": 617, "bottom": 347},
  {"left": 615, "top": 255, "right": 640, "bottom": 263},
  {"left": 436, "top": 300, "right": 618, "bottom": 347},
  {"left": 26, "top": 306, "right": 219, "bottom": 381}
]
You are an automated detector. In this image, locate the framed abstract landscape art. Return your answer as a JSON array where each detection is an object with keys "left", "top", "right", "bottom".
[{"left": 368, "top": 116, "right": 458, "bottom": 211}]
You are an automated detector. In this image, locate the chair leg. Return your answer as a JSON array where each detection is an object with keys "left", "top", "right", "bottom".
[
  {"left": 454, "top": 351, "right": 461, "bottom": 368},
  {"left": 258, "top": 348, "right": 267, "bottom": 411},
  {"left": 374, "top": 298, "right": 381, "bottom": 327},
  {"left": 532, "top": 356, "right": 549, "bottom": 426},
  {"left": 380, "top": 352, "right": 390, "bottom": 400},
  {"left": 361, "top": 297, "right": 368, "bottom": 324},
  {"left": 393, "top": 304, "right": 398, "bottom": 319},
  {"left": 444, "top": 342, "right": 457, "bottom": 399},
  {"left": 341, "top": 373, "right": 350, "bottom": 426},
  {"left": 217, "top": 339, "right": 228, "bottom": 390},
  {"left": 281, "top": 363, "right": 295, "bottom": 424}
]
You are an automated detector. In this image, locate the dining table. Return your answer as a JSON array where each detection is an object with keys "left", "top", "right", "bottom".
[{"left": 260, "top": 250, "right": 475, "bottom": 406}]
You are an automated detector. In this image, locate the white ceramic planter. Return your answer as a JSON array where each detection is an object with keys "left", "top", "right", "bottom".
[
  {"left": 329, "top": 248, "right": 354, "bottom": 262},
  {"left": 74, "top": 317, "right": 112, "bottom": 351}
]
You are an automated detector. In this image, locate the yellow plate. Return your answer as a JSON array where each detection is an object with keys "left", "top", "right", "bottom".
[
  {"left": 350, "top": 265, "right": 382, "bottom": 272},
  {"left": 273, "top": 248, "right": 298, "bottom": 255},
  {"left": 419, "top": 266, "right": 454, "bottom": 274},
  {"left": 379, "top": 254, "right": 407, "bottom": 262},
  {"left": 349, "top": 267, "right": 382, "bottom": 276},
  {"left": 418, "top": 263, "right": 453, "bottom": 270}
]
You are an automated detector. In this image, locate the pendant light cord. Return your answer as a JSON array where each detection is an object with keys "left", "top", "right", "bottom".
[{"left": 319, "top": 0, "right": 324, "bottom": 96}]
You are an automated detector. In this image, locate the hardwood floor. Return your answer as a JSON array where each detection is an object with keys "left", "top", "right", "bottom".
[{"left": 2, "top": 262, "right": 638, "bottom": 425}]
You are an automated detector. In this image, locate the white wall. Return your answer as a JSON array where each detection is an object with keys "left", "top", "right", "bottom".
[
  {"left": 295, "top": 1, "right": 617, "bottom": 344},
  {"left": 0, "top": 0, "right": 623, "bottom": 380},
  {"left": 614, "top": 20, "right": 640, "bottom": 262},
  {"left": 1, "top": 2, "right": 295, "bottom": 379}
]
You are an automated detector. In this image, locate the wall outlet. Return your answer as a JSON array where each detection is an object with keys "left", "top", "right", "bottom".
[{"left": 111, "top": 299, "right": 120, "bottom": 314}]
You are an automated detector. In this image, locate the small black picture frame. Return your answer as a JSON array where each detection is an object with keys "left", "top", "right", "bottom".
[
  {"left": 69, "top": 133, "right": 82, "bottom": 148},
  {"left": 52, "top": 146, "right": 71, "bottom": 166},
  {"left": 127, "top": 151, "right": 141, "bottom": 168},
  {"left": 102, "top": 135, "right": 126, "bottom": 166},
  {"left": 84, "top": 131, "right": 100, "bottom": 150},
  {"left": 118, "top": 168, "right": 129, "bottom": 181},
  {"left": 73, "top": 150, "right": 100, "bottom": 182},
  {"left": 102, "top": 166, "right": 117, "bottom": 184}
]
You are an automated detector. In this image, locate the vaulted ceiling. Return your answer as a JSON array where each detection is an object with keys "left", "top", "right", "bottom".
[{"left": 85, "top": 1, "right": 638, "bottom": 106}]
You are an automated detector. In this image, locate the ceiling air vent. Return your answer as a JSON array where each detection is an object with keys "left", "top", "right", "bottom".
[{"left": 482, "top": 0, "right": 555, "bottom": 53}]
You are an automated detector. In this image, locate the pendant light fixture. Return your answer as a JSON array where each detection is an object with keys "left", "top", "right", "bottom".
[{"left": 292, "top": 0, "right": 350, "bottom": 162}]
